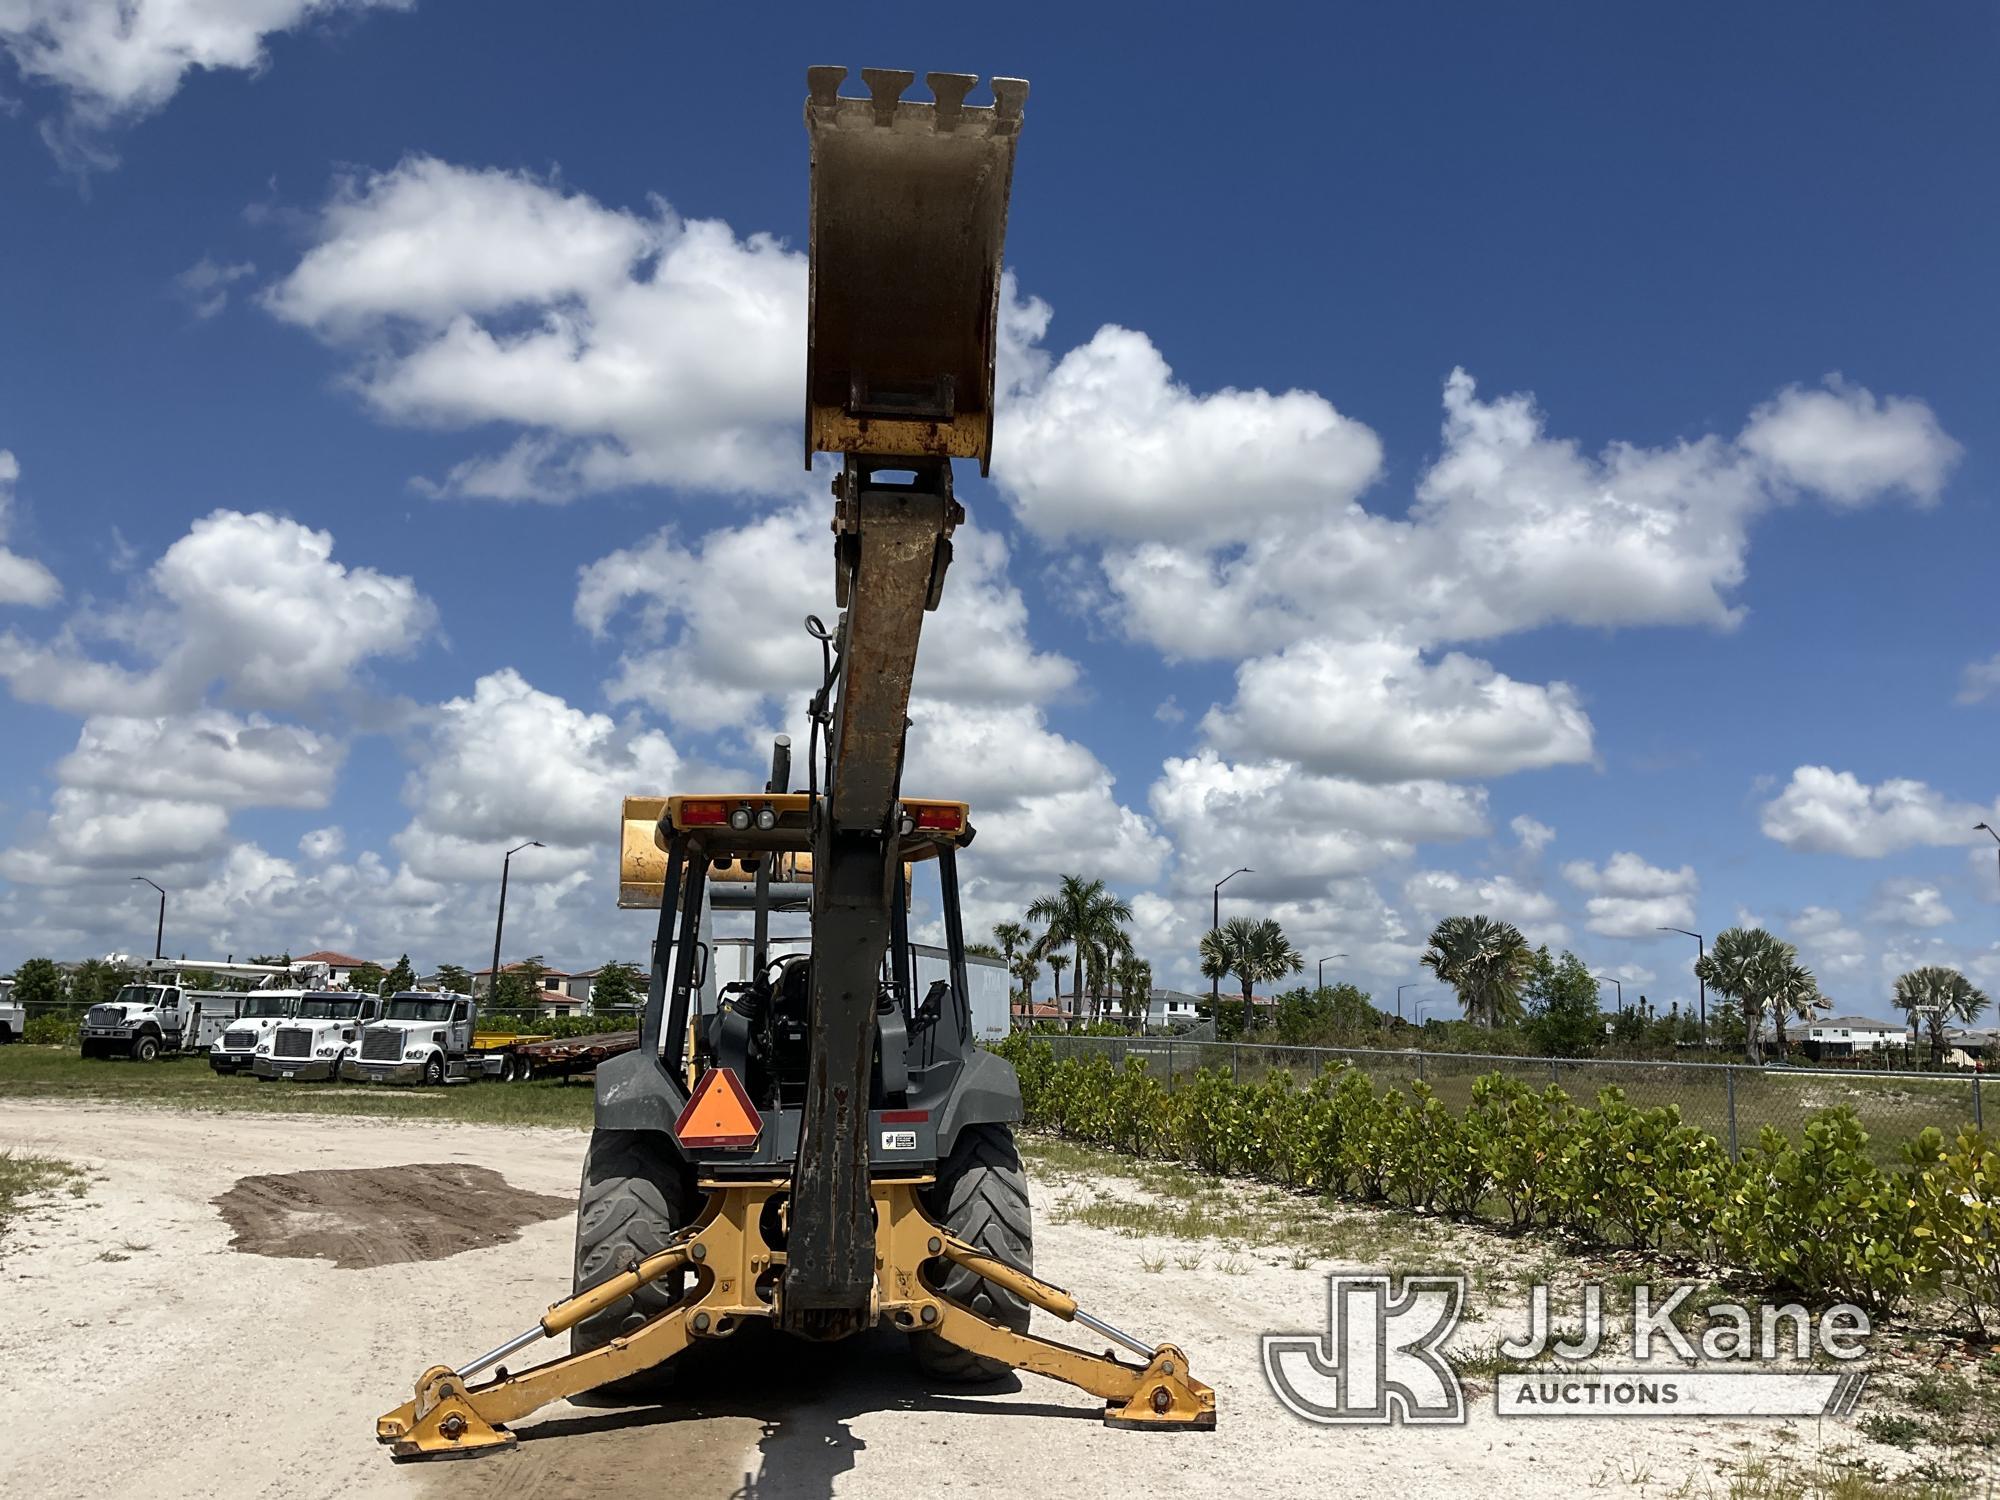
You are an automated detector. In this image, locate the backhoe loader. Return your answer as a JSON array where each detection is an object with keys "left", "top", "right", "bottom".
[{"left": 377, "top": 67, "right": 1214, "bottom": 1461}]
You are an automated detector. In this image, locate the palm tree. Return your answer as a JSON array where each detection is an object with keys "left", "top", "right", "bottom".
[
  {"left": 1046, "top": 952, "right": 1069, "bottom": 1022},
  {"left": 1697, "top": 926, "right": 1788, "bottom": 1064},
  {"left": 1763, "top": 956, "right": 1822, "bottom": 1060},
  {"left": 992, "top": 920, "right": 1032, "bottom": 1017},
  {"left": 1200, "top": 916, "right": 1304, "bottom": 1031},
  {"left": 1419, "top": 915, "right": 1533, "bottom": 1028},
  {"left": 1087, "top": 929, "right": 1136, "bottom": 1024},
  {"left": 993, "top": 921, "right": 1030, "bottom": 969},
  {"left": 1027, "top": 875, "right": 1133, "bottom": 1026},
  {"left": 1010, "top": 952, "right": 1039, "bottom": 1022},
  {"left": 1893, "top": 965, "right": 1991, "bottom": 1067},
  {"left": 1113, "top": 955, "right": 1153, "bottom": 1032}
]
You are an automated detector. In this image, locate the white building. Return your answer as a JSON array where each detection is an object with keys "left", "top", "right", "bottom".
[
  {"left": 1804, "top": 1015, "right": 1906, "bottom": 1055},
  {"left": 1144, "top": 988, "right": 1204, "bottom": 1030}
]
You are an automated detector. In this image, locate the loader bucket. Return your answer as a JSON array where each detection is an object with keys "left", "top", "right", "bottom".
[{"left": 805, "top": 67, "right": 1027, "bottom": 473}]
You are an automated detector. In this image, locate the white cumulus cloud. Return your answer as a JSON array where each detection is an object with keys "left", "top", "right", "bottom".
[
  {"left": 1956, "top": 653, "right": 2000, "bottom": 706},
  {"left": 393, "top": 668, "right": 684, "bottom": 884},
  {"left": 299, "top": 825, "right": 345, "bottom": 860},
  {"left": 1759, "top": 766, "right": 1997, "bottom": 858},
  {"left": 993, "top": 322, "right": 1383, "bottom": 542},
  {"left": 1201, "top": 638, "right": 1594, "bottom": 782},
  {"left": 1399, "top": 869, "right": 1567, "bottom": 946},
  {"left": 0, "top": 449, "right": 61, "bottom": 608},
  {"left": 1149, "top": 750, "right": 1488, "bottom": 903},
  {"left": 1561, "top": 851, "right": 1698, "bottom": 938},
  {"left": 1511, "top": 814, "right": 1556, "bottom": 855},
  {"left": 1739, "top": 378, "right": 1961, "bottom": 507},
  {"left": 266, "top": 156, "right": 807, "bottom": 500},
  {"left": 1864, "top": 879, "right": 1955, "bottom": 930},
  {"left": 0, "top": 508, "right": 435, "bottom": 714},
  {"left": 0, "top": 0, "right": 409, "bottom": 169}
]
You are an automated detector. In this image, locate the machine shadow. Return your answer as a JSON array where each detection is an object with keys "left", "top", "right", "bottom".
[{"left": 512, "top": 1326, "right": 1095, "bottom": 1500}]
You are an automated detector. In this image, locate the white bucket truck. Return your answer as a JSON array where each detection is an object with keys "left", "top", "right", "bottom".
[
  {"left": 78, "top": 959, "right": 324, "bottom": 1064},
  {"left": 0, "top": 978, "right": 22, "bottom": 1043}
]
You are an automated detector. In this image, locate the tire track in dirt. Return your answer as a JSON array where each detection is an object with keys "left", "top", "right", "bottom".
[{"left": 213, "top": 1163, "right": 572, "bottom": 1268}]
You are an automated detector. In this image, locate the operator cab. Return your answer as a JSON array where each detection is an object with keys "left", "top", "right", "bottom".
[{"left": 616, "top": 787, "right": 980, "bottom": 1168}]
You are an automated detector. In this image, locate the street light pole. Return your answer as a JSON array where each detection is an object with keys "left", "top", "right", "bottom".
[
  {"left": 1209, "top": 867, "right": 1252, "bottom": 1007},
  {"left": 1317, "top": 954, "right": 1347, "bottom": 991},
  {"left": 131, "top": 877, "right": 165, "bottom": 960},
  {"left": 1977, "top": 824, "right": 2000, "bottom": 897},
  {"left": 1396, "top": 982, "right": 1418, "bottom": 1021},
  {"left": 1660, "top": 927, "right": 1706, "bottom": 1042},
  {"left": 487, "top": 841, "right": 545, "bottom": 1008},
  {"left": 1592, "top": 973, "right": 1624, "bottom": 1011}
]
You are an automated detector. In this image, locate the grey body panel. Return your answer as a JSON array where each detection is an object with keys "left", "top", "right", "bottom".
[{"left": 592, "top": 1033, "right": 1022, "bottom": 1171}]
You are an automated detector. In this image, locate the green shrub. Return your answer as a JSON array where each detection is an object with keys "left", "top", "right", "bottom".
[
  {"left": 1905, "top": 1125, "right": 1999, "bottom": 1335},
  {"left": 1718, "top": 1111, "right": 1933, "bottom": 1313},
  {"left": 24, "top": 1013, "right": 78, "bottom": 1046},
  {"left": 1551, "top": 1088, "right": 1730, "bottom": 1252},
  {"left": 1167, "top": 1067, "right": 1256, "bottom": 1175},
  {"left": 1465, "top": 1075, "right": 1575, "bottom": 1232},
  {"left": 988, "top": 1036, "right": 1980, "bottom": 1316},
  {"left": 476, "top": 1010, "right": 637, "bottom": 1040}
]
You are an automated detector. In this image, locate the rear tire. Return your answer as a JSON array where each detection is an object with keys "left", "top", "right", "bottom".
[
  {"left": 911, "top": 1122, "right": 1035, "bottom": 1382},
  {"left": 570, "top": 1129, "right": 694, "bottom": 1400},
  {"left": 131, "top": 1033, "right": 160, "bottom": 1063}
]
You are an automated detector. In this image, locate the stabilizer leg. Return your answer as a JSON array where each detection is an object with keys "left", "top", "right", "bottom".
[
  {"left": 377, "top": 1228, "right": 707, "bottom": 1460},
  {"left": 879, "top": 1184, "right": 1217, "bottom": 1429}
]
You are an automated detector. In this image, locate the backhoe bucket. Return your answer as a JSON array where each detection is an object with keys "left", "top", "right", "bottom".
[{"left": 805, "top": 67, "right": 1027, "bottom": 473}]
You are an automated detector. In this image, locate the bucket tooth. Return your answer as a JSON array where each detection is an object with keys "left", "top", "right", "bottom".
[
  {"left": 927, "top": 72, "right": 976, "bottom": 129},
  {"left": 860, "top": 67, "right": 916, "bottom": 125},
  {"left": 806, "top": 65, "right": 847, "bottom": 108},
  {"left": 992, "top": 76, "right": 1029, "bottom": 126}
]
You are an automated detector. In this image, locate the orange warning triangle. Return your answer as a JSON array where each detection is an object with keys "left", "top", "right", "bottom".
[{"left": 674, "top": 1067, "right": 763, "bottom": 1150}]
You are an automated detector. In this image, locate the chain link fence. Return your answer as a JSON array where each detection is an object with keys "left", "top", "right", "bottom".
[{"left": 1027, "top": 1034, "right": 1985, "bottom": 1166}]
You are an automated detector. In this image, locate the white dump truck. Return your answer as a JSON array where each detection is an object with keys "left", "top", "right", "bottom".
[
  {"left": 208, "top": 991, "right": 303, "bottom": 1073},
  {"left": 253, "top": 990, "right": 381, "bottom": 1081}
]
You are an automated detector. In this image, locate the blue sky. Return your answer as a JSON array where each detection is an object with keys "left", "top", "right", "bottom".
[{"left": 1, "top": 2, "right": 1995, "bottom": 1017}]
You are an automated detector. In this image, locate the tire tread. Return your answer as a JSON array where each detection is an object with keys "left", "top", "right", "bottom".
[{"left": 911, "top": 1123, "right": 1035, "bottom": 1381}]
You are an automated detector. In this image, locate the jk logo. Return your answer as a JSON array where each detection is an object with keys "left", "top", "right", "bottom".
[{"left": 1263, "top": 1273, "right": 1466, "bottom": 1425}]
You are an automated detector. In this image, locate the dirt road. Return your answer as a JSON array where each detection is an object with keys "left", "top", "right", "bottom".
[{"left": 0, "top": 1099, "right": 1915, "bottom": 1499}]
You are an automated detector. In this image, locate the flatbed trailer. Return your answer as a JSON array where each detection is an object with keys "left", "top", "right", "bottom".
[
  {"left": 452, "top": 1029, "right": 641, "bottom": 1084},
  {"left": 476, "top": 1032, "right": 632, "bottom": 1088}
]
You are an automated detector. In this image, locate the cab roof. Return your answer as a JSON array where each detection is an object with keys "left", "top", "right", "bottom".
[{"left": 617, "top": 793, "right": 973, "bottom": 911}]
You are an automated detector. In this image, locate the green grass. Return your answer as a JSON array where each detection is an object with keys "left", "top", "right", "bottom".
[
  {"left": 0, "top": 1148, "right": 87, "bottom": 1237},
  {"left": 1724, "top": 1455, "right": 1975, "bottom": 1500},
  {"left": 0, "top": 1044, "right": 596, "bottom": 1128}
]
